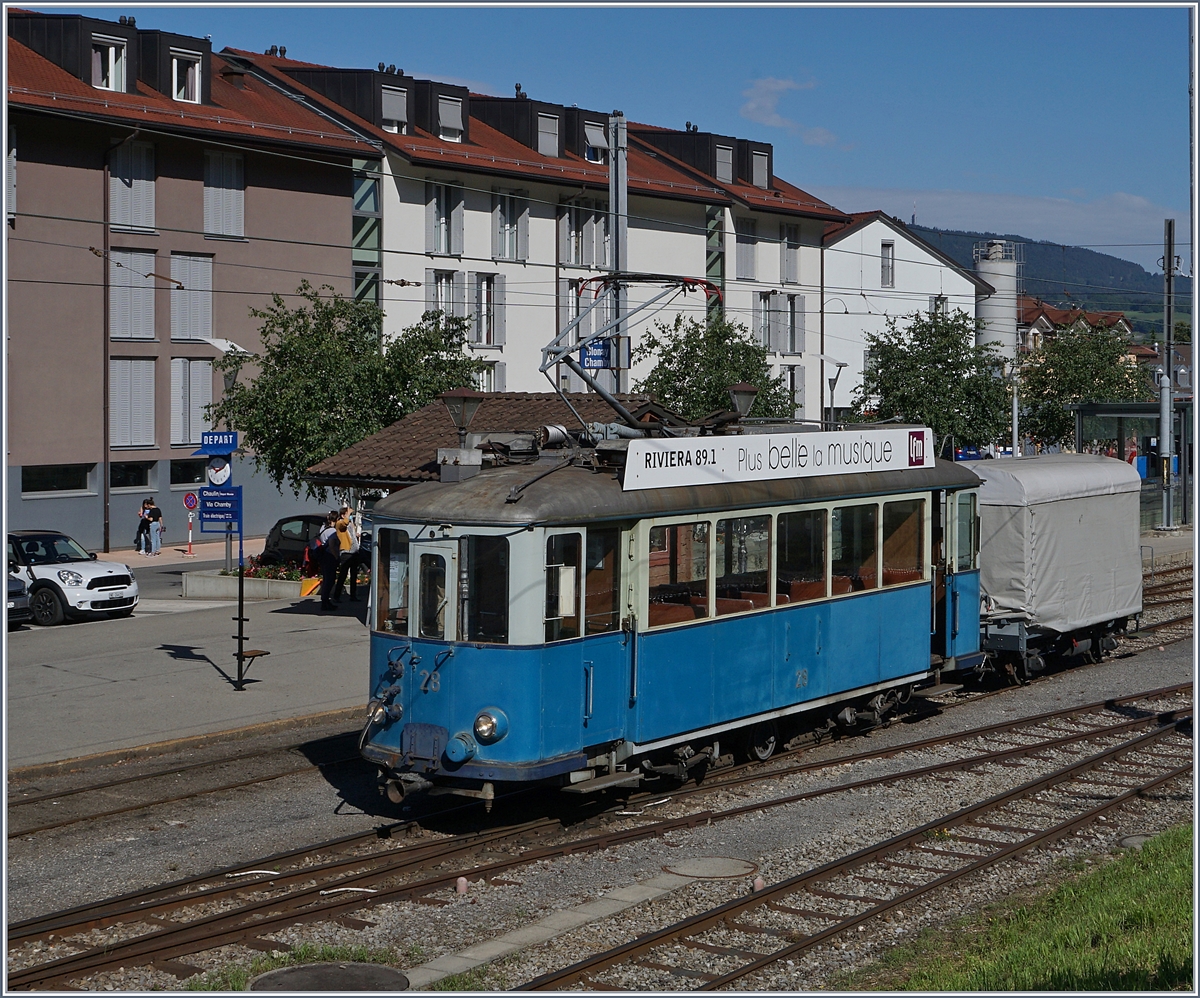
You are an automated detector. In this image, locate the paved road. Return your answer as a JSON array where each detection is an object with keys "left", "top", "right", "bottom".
[{"left": 7, "top": 594, "right": 370, "bottom": 768}]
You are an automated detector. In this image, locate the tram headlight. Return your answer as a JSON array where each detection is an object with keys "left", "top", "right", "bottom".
[{"left": 473, "top": 708, "right": 509, "bottom": 744}]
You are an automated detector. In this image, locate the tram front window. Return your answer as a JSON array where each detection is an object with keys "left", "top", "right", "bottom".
[
  {"left": 883, "top": 500, "right": 924, "bottom": 585},
  {"left": 832, "top": 504, "right": 877, "bottom": 592},
  {"left": 419, "top": 554, "right": 446, "bottom": 638},
  {"left": 467, "top": 535, "right": 508, "bottom": 643},
  {"left": 545, "top": 533, "right": 580, "bottom": 642},
  {"left": 375, "top": 529, "right": 410, "bottom": 633},
  {"left": 648, "top": 521, "right": 709, "bottom": 625},
  {"left": 715, "top": 515, "right": 770, "bottom": 614},
  {"left": 956, "top": 492, "right": 977, "bottom": 571},
  {"left": 778, "top": 509, "right": 826, "bottom": 602},
  {"left": 585, "top": 527, "right": 621, "bottom": 634}
]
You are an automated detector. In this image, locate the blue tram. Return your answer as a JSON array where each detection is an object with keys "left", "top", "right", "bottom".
[{"left": 360, "top": 433, "right": 983, "bottom": 805}]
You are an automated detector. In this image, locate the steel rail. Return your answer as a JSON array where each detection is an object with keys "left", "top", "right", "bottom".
[
  {"left": 519, "top": 721, "right": 1192, "bottom": 990},
  {"left": 9, "top": 704, "right": 1190, "bottom": 990}
]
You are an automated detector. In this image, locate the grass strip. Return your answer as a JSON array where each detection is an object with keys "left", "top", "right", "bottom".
[
  {"left": 184, "top": 941, "right": 414, "bottom": 991},
  {"left": 836, "top": 823, "right": 1193, "bottom": 991}
]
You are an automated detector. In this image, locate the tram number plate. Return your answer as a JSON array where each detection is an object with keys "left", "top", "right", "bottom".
[
  {"left": 419, "top": 670, "right": 440, "bottom": 693},
  {"left": 795, "top": 668, "right": 809, "bottom": 689}
]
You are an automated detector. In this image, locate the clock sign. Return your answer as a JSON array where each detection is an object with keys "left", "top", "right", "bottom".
[{"left": 206, "top": 455, "right": 232, "bottom": 486}]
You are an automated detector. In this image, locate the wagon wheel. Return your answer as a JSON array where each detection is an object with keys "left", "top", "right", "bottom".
[{"left": 746, "top": 720, "right": 778, "bottom": 762}]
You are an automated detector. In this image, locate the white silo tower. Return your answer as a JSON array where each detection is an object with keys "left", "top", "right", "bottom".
[{"left": 974, "top": 239, "right": 1022, "bottom": 361}]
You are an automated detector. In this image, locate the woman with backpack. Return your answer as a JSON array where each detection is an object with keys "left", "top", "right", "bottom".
[{"left": 317, "top": 511, "right": 341, "bottom": 610}]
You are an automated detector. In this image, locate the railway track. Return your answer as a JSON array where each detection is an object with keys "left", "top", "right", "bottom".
[
  {"left": 520, "top": 718, "right": 1192, "bottom": 990},
  {"left": 8, "top": 684, "right": 1191, "bottom": 990}
]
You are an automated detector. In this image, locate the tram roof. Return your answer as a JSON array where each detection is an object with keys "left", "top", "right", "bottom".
[{"left": 372, "top": 457, "right": 982, "bottom": 527}]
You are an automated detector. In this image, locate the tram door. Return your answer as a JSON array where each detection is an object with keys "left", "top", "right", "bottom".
[
  {"left": 936, "top": 490, "right": 981, "bottom": 661},
  {"left": 411, "top": 541, "right": 457, "bottom": 642}
]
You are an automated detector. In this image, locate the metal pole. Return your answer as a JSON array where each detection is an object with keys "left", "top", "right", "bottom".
[
  {"left": 1159, "top": 367, "right": 1173, "bottom": 529},
  {"left": 1164, "top": 219, "right": 1175, "bottom": 388},
  {"left": 225, "top": 521, "right": 232, "bottom": 572},
  {"left": 1011, "top": 368, "right": 1020, "bottom": 457},
  {"left": 608, "top": 111, "right": 628, "bottom": 394}
]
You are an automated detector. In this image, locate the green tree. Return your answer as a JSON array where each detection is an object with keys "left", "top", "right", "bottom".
[
  {"left": 1020, "top": 325, "right": 1154, "bottom": 447},
  {"left": 850, "top": 309, "right": 1008, "bottom": 454},
  {"left": 631, "top": 313, "right": 794, "bottom": 421},
  {"left": 1173, "top": 318, "right": 1191, "bottom": 344},
  {"left": 209, "top": 282, "right": 484, "bottom": 498}
]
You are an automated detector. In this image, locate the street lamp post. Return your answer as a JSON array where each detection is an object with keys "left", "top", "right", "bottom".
[
  {"left": 827, "top": 362, "right": 848, "bottom": 428},
  {"left": 441, "top": 386, "right": 485, "bottom": 447},
  {"left": 820, "top": 299, "right": 849, "bottom": 425}
]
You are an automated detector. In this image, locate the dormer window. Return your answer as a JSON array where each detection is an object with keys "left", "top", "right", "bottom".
[
  {"left": 91, "top": 35, "right": 126, "bottom": 91},
  {"left": 438, "top": 97, "right": 463, "bottom": 143},
  {"left": 584, "top": 122, "right": 609, "bottom": 164},
  {"left": 752, "top": 151, "right": 769, "bottom": 189},
  {"left": 716, "top": 144, "right": 733, "bottom": 184},
  {"left": 172, "top": 50, "right": 201, "bottom": 103},
  {"left": 382, "top": 86, "right": 407, "bottom": 134},
  {"left": 537, "top": 113, "right": 559, "bottom": 157}
]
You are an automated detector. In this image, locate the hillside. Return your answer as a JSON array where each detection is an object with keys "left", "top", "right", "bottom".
[{"left": 910, "top": 225, "right": 1192, "bottom": 338}]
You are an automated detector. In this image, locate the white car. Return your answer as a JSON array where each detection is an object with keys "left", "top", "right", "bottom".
[{"left": 8, "top": 531, "right": 139, "bottom": 626}]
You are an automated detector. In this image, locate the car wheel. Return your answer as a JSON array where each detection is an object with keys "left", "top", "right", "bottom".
[{"left": 29, "top": 588, "right": 65, "bottom": 626}]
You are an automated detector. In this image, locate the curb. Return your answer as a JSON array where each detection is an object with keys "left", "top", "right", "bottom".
[{"left": 7, "top": 705, "right": 366, "bottom": 780}]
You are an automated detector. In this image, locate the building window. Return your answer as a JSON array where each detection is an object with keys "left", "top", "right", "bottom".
[
  {"left": 783, "top": 224, "right": 800, "bottom": 284},
  {"left": 110, "top": 461, "right": 155, "bottom": 490},
  {"left": 110, "top": 141, "right": 155, "bottom": 231},
  {"left": 472, "top": 273, "right": 505, "bottom": 345},
  {"left": 171, "top": 358, "right": 212, "bottom": 445},
  {"left": 880, "top": 241, "right": 895, "bottom": 288},
  {"left": 705, "top": 205, "right": 725, "bottom": 318},
  {"left": 353, "top": 159, "right": 380, "bottom": 214},
  {"left": 91, "top": 35, "right": 126, "bottom": 91},
  {"left": 381, "top": 86, "right": 407, "bottom": 133},
  {"left": 537, "top": 113, "right": 559, "bottom": 157},
  {"left": 476, "top": 362, "right": 506, "bottom": 392},
  {"left": 172, "top": 50, "right": 201, "bottom": 103},
  {"left": 353, "top": 215, "right": 381, "bottom": 268},
  {"left": 354, "top": 270, "right": 380, "bottom": 307},
  {"left": 353, "top": 159, "right": 382, "bottom": 308},
  {"left": 787, "top": 365, "right": 805, "bottom": 419},
  {"left": 787, "top": 294, "right": 805, "bottom": 353},
  {"left": 716, "top": 144, "right": 733, "bottom": 184},
  {"left": 757, "top": 292, "right": 773, "bottom": 347},
  {"left": 170, "top": 459, "right": 207, "bottom": 486},
  {"left": 735, "top": 218, "right": 757, "bottom": 281},
  {"left": 493, "top": 192, "right": 526, "bottom": 261},
  {"left": 170, "top": 254, "right": 212, "bottom": 340},
  {"left": 426, "top": 182, "right": 462, "bottom": 255},
  {"left": 110, "top": 249, "right": 155, "bottom": 339},
  {"left": 204, "top": 151, "right": 244, "bottom": 237},
  {"left": 437, "top": 96, "right": 463, "bottom": 142},
  {"left": 752, "top": 150, "right": 769, "bottom": 189},
  {"left": 929, "top": 294, "right": 948, "bottom": 315},
  {"left": 111, "top": 358, "right": 155, "bottom": 448},
  {"left": 425, "top": 268, "right": 458, "bottom": 316},
  {"left": 584, "top": 121, "right": 609, "bottom": 163},
  {"left": 22, "top": 464, "right": 94, "bottom": 495}
]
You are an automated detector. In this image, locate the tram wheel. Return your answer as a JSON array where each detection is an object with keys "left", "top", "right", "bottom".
[{"left": 747, "top": 720, "right": 778, "bottom": 762}]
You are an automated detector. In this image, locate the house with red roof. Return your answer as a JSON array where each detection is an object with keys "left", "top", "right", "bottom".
[
  {"left": 6, "top": 10, "right": 381, "bottom": 548},
  {"left": 1017, "top": 295, "right": 1133, "bottom": 353}
]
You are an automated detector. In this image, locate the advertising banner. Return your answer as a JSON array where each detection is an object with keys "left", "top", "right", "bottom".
[{"left": 623, "top": 427, "right": 933, "bottom": 492}]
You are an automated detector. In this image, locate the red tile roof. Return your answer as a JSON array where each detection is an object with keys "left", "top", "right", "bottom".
[
  {"left": 7, "top": 38, "right": 376, "bottom": 154},
  {"left": 1019, "top": 295, "right": 1128, "bottom": 330},
  {"left": 307, "top": 393, "right": 648, "bottom": 485}
]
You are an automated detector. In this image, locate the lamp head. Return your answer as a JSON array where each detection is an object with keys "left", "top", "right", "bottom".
[
  {"left": 440, "top": 386, "right": 485, "bottom": 432},
  {"left": 727, "top": 383, "right": 758, "bottom": 418}
]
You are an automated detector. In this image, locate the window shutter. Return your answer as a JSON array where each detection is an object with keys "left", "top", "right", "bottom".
[
  {"left": 226, "top": 154, "right": 243, "bottom": 237},
  {"left": 195, "top": 256, "right": 212, "bottom": 339},
  {"left": 171, "top": 358, "right": 187, "bottom": 444},
  {"left": 450, "top": 186, "right": 464, "bottom": 256},
  {"left": 7, "top": 126, "right": 15, "bottom": 221},
  {"left": 425, "top": 182, "right": 437, "bottom": 254},
  {"left": 769, "top": 296, "right": 785, "bottom": 352},
  {"left": 452, "top": 270, "right": 466, "bottom": 318},
  {"left": 135, "top": 359, "right": 155, "bottom": 446},
  {"left": 190, "top": 359, "right": 212, "bottom": 440},
  {"left": 557, "top": 208, "right": 569, "bottom": 263},
  {"left": 582, "top": 211, "right": 595, "bottom": 267},
  {"left": 131, "top": 142, "right": 154, "bottom": 230},
  {"left": 584, "top": 122, "right": 608, "bottom": 150},
  {"left": 203, "top": 151, "right": 218, "bottom": 233},
  {"left": 171, "top": 256, "right": 187, "bottom": 340},
  {"left": 466, "top": 271, "right": 479, "bottom": 341},
  {"left": 779, "top": 224, "right": 787, "bottom": 285},
  {"left": 110, "top": 359, "right": 131, "bottom": 447},
  {"left": 493, "top": 274, "right": 506, "bottom": 345},
  {"left": 110, "top": 251, "right": 131, "bottom": 338},
  {"left": 793, "top": 294, "right": 806, "bottom": 353},
  {"left": 493, "top": 362, "right": 506, "bottom": 392},
  {"left": 381, "top": 86, "right": 407, "bottom": 124},
  {"left": 134, "top": 251, "right": 155, "bottom": 338},
  {"left": 110, "top": 143, "right": 132, "bottom": 227},
  {"left": 438, "top": 96, "right": 463, "bottom": 132},
  {"left": 516, "top": 197, "right": 529, "bottom": 262},
  {"left": 491, "top": 192, "right": 502, "bottom": 259},
  {"left": 424, "top": 268, "right": 435, "bottom": 313}
]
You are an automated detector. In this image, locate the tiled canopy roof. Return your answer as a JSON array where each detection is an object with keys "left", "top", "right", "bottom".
[
  {"left": 1019, "top": 295, "right": 1128, "bottom": 329},
  {"left": 307, "top": 393, "right": 649, "bottom": 486},
  {"left": 7, "top": 39, "right": 377, "bottom": 154}
]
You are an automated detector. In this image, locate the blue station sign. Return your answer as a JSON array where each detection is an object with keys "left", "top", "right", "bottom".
[
  {"left": 580, "top": 339, "right": 613, "bottom": 370},
  {"left": 198, "top": 485, "right": 243, "bottom": 532},
  {"left": 193, "top": 430, "right": 240, "bottom": 456}
]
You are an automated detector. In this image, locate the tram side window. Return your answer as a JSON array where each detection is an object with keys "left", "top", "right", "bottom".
[
  {"left": 584, "top": 527, "right": 621, "bottom": 634},
  {"left": 375, "top": 529, "right": 410, "bottom": 633},
  {"left": 546, "top": 533, "right": 581, "bottom": 642},
  {"left": 647, "top": 521, "right": 709, "bottom": 626},
  {"left": 714, "top": 515, "right": 771, "bottom": 614},
  {"left": 418, "top": 552, "right": 446, "bottom": 638},
  {"left": 956, "top": 492, "right": 977, "bottom": 571},
  {"left": 831, "top": 504, "right": 877, "bottom": 592},
  {"left": 883, "top": 500, "right": 924, "bottom": 585},
  {"left": 468, "top": 536, "right": 509, "bottom": 643},
  {"left": 777, "top": 509, "right": 826, "bottom": 602}
]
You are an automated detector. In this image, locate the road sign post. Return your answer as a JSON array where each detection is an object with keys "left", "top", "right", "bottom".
[{"left": 182, "top": 492, "right": 198, "bottom": 557}]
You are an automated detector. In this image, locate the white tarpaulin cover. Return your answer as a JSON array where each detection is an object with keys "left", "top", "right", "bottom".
[{"left": 977, "top": 454, "right": 1143, "bottom": 634}]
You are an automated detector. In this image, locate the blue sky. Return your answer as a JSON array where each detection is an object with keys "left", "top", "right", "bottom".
[{"left": 41, "top": 5, "right": 1193, "bottom": 271}]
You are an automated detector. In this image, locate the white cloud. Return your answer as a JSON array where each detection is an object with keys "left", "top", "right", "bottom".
[
  {"left": 802, "top": 126, "right": 838, "bottom": 147},
  {"left": 740, "top": 77, "right": 812, "bottom": 132},
  {"left": 807, "top": 185, "right": 1189, "bottom": 273}
]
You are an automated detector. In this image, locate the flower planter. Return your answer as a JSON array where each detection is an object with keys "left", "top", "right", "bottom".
[{"left": 181, "top": 570, "right": 306, "bottom": 600}]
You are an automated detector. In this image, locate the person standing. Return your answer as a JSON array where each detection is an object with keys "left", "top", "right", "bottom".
[
  {"left": 333, "top": 504, "right": 366, "bottom": 602},
  {"left": 135, "top": 499, "right": 152, "bottom": 555},
  {"left": 145, "top": 500, "right": 165, "bottom": 556},
  {"left": 318, "top": 512, "right": 340, "bottom": 610}
]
